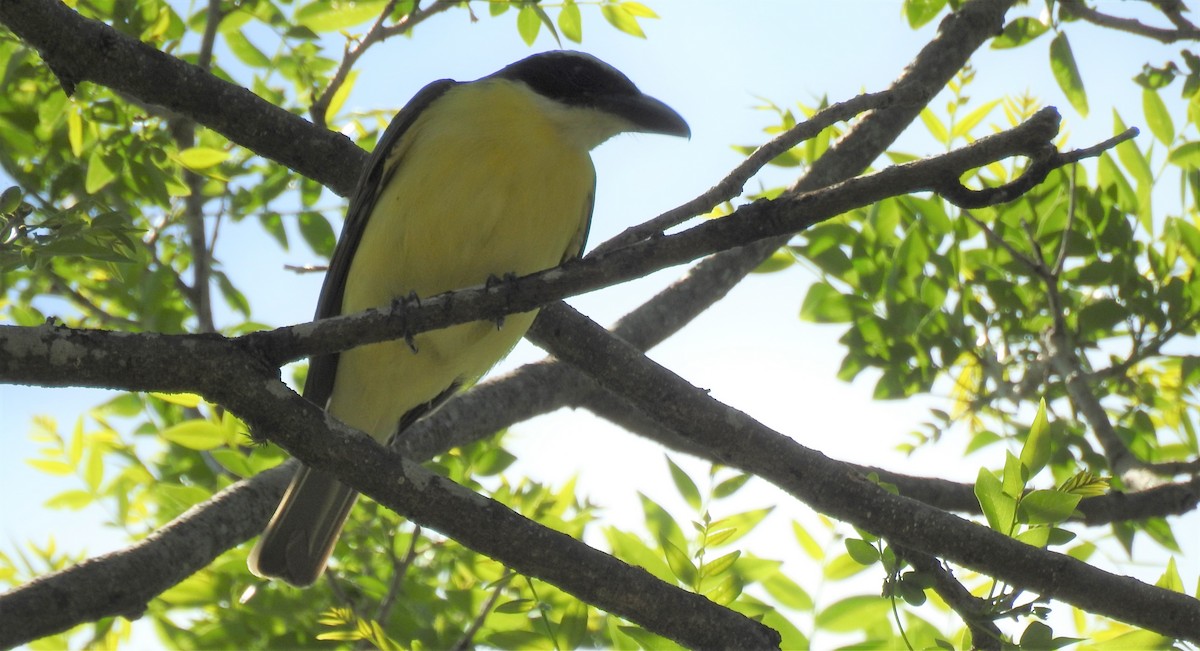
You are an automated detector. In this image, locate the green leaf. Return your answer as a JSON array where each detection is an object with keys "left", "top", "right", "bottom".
[
  {"left": 1114, "top": 111, "right": 1153, "bottom": 188},
  {"left": 638, "top": 493, "right": 686, "bottom": 552},
  {"left": 753, "top": 248, "right": 795, "bottom": 274},
  {"left": 516, "top": 4, "right": 541, "bottom": 45},
  {"left": 85, "top": 149, "right": 117, "bottom": 193},
  {"left": 815, "top": 595, "right": 892, "bottom": 632},
  {"left": 1049, "top": 32, "right": 1088, "bottom": 117},
  {"left": 1077, "top": 298, "right": 1126, "bottom": 335},
  {"left": 703, "top": 527, "right": 736, "bottom": 547},
  {"left": 662, "top": 539, "right": 695, "bottom": 584},
  {"left": 1168, "top": 142, "right": 1200, "bottom": 169},
  {"left": 760, "top": 610, "right": 809, "bottom": 650},
  {"left": 68, "top": 418, "right": 84, "bottom": 467},
  {"left": 0, "top": 186, "right": 21, "bottom": 213},
  {"left": 325, "top": 70, "right": 359, "bottom": 121},
  {"left": 1057, "top": 471, "right": 1109, "bottom": 497},
  {"left": 975, "top": 467, "right": 1015, "bottom": 533},
  {"left": 1020, "top": 398, "right": 1051, "bottom": 478},
  {"left": 845, "top": 538, "right": 880, "bottom": 565},
  {"left": 761, "top": 572, "right": 813, "bottom": 611},
  {"left": 558, "top": 1, "right": 582, "bottom": 43},
  {"left": 295, "top": 0, "right": 390, "bottom": 31},
  {"left": 702, "top": 573, "right": 740, "bottom": 606},
  {"left": 556, "top": 600, "right": 588, "bottom": 650},
  {"left": 600, "top": 3, "right": 646, "bottom": 38},
  {"left": 44, "top": 489, "right": 94, "bottom": 510},
  {"left": 712, "top": 473, "right": 751, "bottom": 499},
  {"left": 160, "top": 420, "right": 227, "bottom": 450},
  {"left": 67, "top": 108, "right": 84, "bottom": 158},
  {"left": 605, "top": 529, "right": 674, "bottom": 583},
  {"left": 701, "top": 550, "right": 739, "bottom": 579},
  {"left": 208, "top": 448, "right": 255, "bottom": 478},
  {"left": 1018, "top": 489, "right": 1081, "bottom": 525},
  {"left": 707, "top": 507, "right": 773, "bottom": 547},
  {"left": 1003, "top": 450, "right": 1026, "bottom": 498},
  {"left": 992, "top": 16, "right": 1049, "bottom": 49},
  {"left": 1156, "top": 556, "right": 1184, "bottom": 592},
  {"left": 823, "top": 552, "right": 872, "bottom": 580},
  {"left": 84, "top": 445, "right": 104, "bottom": 491},
  {"left": 225, "top": 31, "right": 270, "bottom": 68},
  {"left": 920, "top": 107, "right": 948, "bottom": 144},
  {"left": 150, "top": 392, "right": 202, "bottom": 408},
  {"left": 665, "top": 456, "right": 701, "bottom": 510},
  {"left": 1016, "top": 526, "right": 1051, "bottom": 548},
  {"left": 177, "top": 147, "right": 230, "bottom": 170},
  {"left": 28, "top": 459, "right": 73, "bottom": 476},
  {"left": 620, "top": 1, "right": 658, "bottom": 17},
  {"left": 1141, "top": 516, "right": 1181, "bottom": 552},
  {"left": 298, "top": 211, "right": 336, "bottom": 257},
  {"left": 903, "top": 0, "right": 946, "bottom": 28},
  {"left": 1020, "top": 621, "right": 1053, "bottom": 648},
  {"left": 1142, "top": 89, "right": 1174, "bottom": 146},
  {"left": 951, "top": 99, "right": 1000, "bottom": 140},
  {"left": 800, "top": 283, "right": 855, "bottom": 323},
  {"left": 215, "top": 271, "right": 251, "bottom": 317},
  {"left": 896, "top": 573, "right": 928, "bottom": 606},
  {"left": 792, "top": 520, "right": 824, "bottom": 561},
  {"left": 494, "top": 598, "right": 534, "bottom": 614}
]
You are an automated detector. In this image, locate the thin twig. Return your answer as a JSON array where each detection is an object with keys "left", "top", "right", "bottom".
[
  {"left": 310, "top": 0, "right": 456, "bottom": 128},
  {"left": 1059, "top": 0, "right": 1200, "bottom": 43},
  {"left": 592, "top": 90, "right": 895, "bottom": 255},
  {"left": 961, "top": 209, "right": 1040, "bottom": 271},
  {"left": 449, "top": 572, "right": 515, "bottom": 651},
  {"left": 374, "top": 525, "right": 421, "bottom": 624},
  {"left": 1050, "top": 164, "right": 1076, "bottom": 276},
  {"left": 47, "top": 274, "right": 140, "bottom": 329}
]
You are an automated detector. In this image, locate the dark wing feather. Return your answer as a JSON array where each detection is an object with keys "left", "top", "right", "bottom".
[
  {"left": 561, "top": 177, "right": 596, "bottom": 263},
  {"left": 302, "top": 79, "right": 459, "bottom": 407}
]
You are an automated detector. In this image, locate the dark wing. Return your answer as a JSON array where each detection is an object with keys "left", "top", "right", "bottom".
[
  {"left": 302, "top": 79, "right": 459, "bottom": 406},
  {"left": 561, "top": 177, "right": 596, "bottom": 263}
]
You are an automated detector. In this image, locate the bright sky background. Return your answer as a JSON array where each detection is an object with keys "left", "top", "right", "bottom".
[{"left": 3, "top": 0, "right": 1198, "bottom": 645}]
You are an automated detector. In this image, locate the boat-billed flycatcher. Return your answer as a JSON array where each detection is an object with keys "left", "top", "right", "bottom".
[{"left": 248, "top": 51, "right": 689, "bottom": 587}]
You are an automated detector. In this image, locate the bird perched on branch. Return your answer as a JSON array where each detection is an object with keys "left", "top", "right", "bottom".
[{"left": 248, "top": 51, "right": 690, "bottom": 587}]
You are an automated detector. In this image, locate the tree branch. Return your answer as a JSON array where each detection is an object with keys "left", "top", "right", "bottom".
[
  {"left": 234, "top": 107, "right": 1093, "bottom": 371},
  {"left": 1059, "top": 0, "right": 1200, "bottom": 43},
  {"left": 0, "top": 97, "right": 1144, "bottom": 645},
  {"left": 0, "top": 0, "right": 365, "bottom": 196},
  {"left": 526, "top": 302, "right": 1200, "bottom": 643},
  {"left": 309, "top": 0, "right": 456, "bottom": 128},
  {"left": 0, "top": 325, "right": 780, "bottom": 650}
]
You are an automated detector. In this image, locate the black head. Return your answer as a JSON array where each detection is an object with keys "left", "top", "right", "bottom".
[{"left": 486, "top": 51, "right": 690, "bottom": 138}]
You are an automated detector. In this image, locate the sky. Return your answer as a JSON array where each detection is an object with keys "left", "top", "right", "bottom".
[{"left": 3, "top": 0, "right": 1198, "bottom": 645}]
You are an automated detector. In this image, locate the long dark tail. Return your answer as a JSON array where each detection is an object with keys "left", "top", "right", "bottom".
[{"left": 248, "top": 466, "right": 359, "bottom": 587}]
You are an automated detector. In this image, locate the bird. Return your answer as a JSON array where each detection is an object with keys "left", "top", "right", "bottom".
[{"left": 247, "top": 51, "right": 690, "bottom": 587}]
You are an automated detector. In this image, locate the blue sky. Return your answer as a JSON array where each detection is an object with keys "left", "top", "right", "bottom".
[{"left": 3, "top": 0, "right": 1198, "bottom": 644}]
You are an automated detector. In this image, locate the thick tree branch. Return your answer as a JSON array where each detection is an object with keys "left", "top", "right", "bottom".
[
  {"left": 235, "top": 108, "right": 1101, "bottom": 370},
  {"left": 0, "top": 0, "right": 365, "bottom": 196},
  {"left": 527, "top": 303, "right": 1200, "bottom": 643},
  {"left": 0, "top": 461, "right": 293, "bottom": 649},
  {"left": 0, "top": 104, "right": 1146, "bottom": 643},
  {"left": 0, "top": 327, "right": 780, "bottom": 649}
]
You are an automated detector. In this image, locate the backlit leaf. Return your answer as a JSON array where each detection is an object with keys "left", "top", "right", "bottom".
[
  {"left": 1050, "top": 32, "right": 1088, "bottom": 117},
  {"left": 1143, "top": 89, "right": 1174, "bottom": 146},
  {"left": 161, "top": 420, "right": 226, "bottom": 450},
  {"left": 1020, "top": 398, "right": 1051, "bottom": 478}
]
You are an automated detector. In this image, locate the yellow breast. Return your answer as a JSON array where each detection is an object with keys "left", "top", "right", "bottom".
[{"left": 328, "top": 80, "right": 596, "bottom": 439}]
